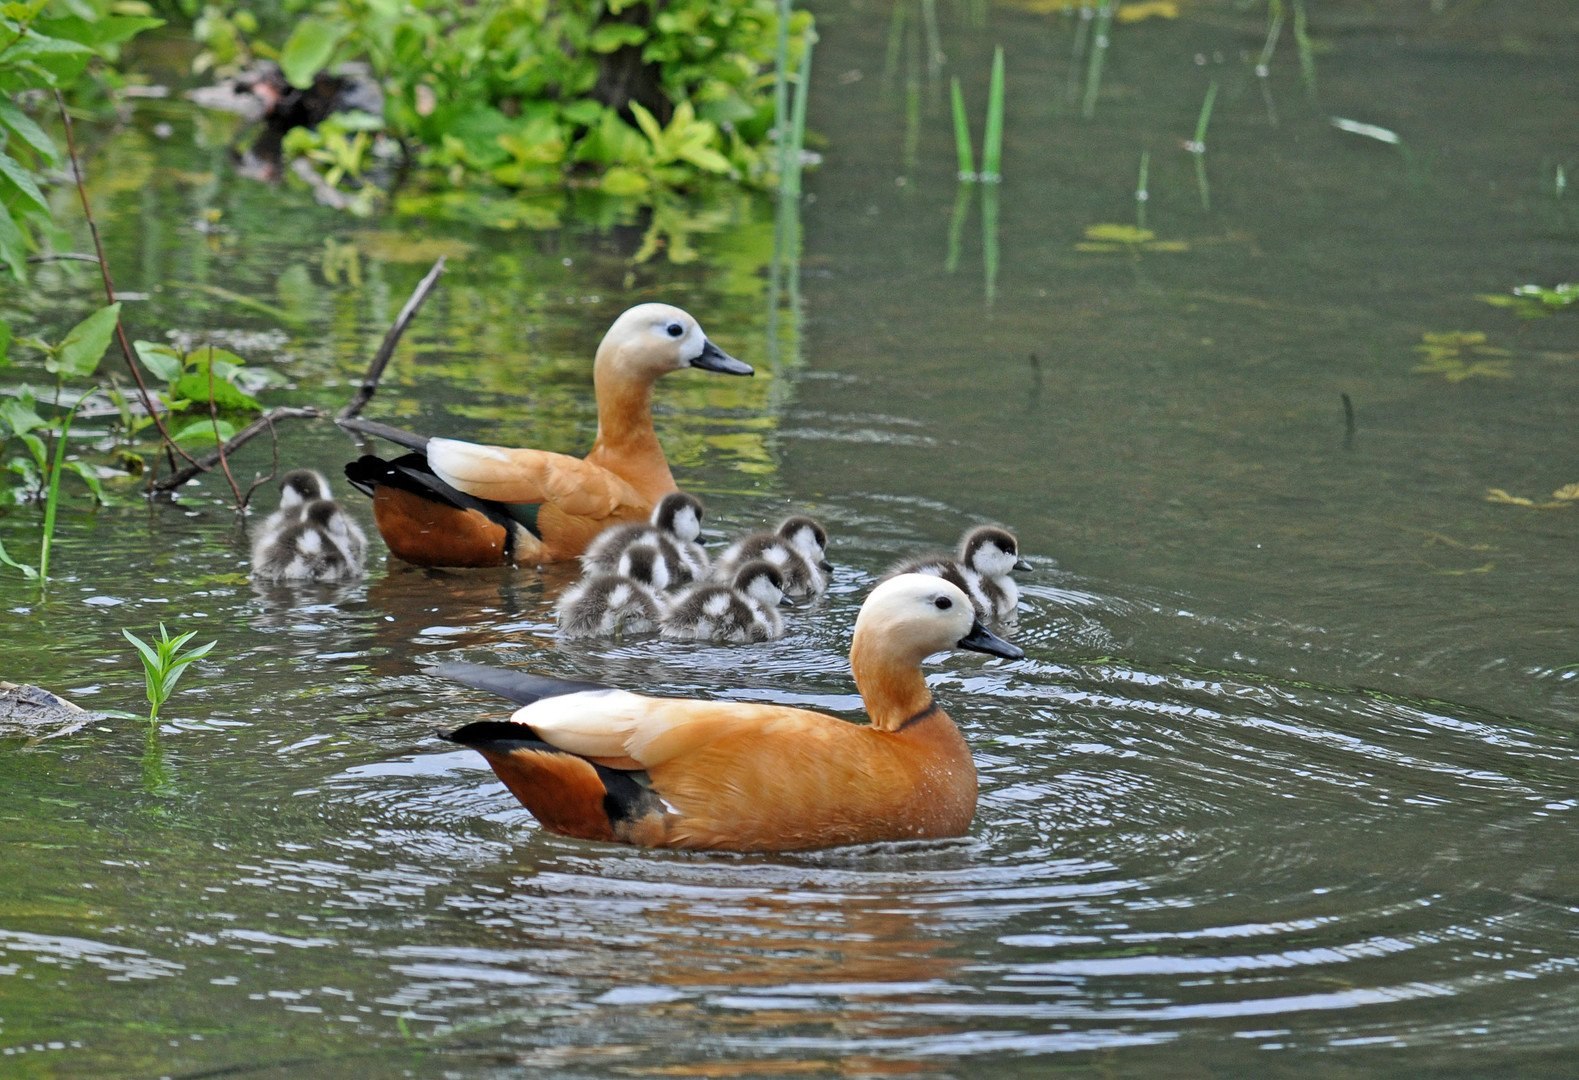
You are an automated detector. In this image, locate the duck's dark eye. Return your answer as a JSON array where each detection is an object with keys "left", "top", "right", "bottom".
[
  {"left": 934, "top": 596, "right": 952, "bottom": 610},
  {"left": 665, "top": 322, "right": 684, "bottom": 338}
]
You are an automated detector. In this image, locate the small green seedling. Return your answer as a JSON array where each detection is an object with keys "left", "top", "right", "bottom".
[{"left": 123, "top": 623, "right": 217, "bottom": 723}]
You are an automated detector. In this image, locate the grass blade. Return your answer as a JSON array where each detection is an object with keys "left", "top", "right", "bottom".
[
  {"left": 981, "top": 46, "right": 1006, "bottom": 182},
  {"left": 950, "top": 77, "right": 976, "bottom": 180}
]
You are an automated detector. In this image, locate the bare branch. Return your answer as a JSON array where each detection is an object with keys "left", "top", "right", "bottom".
[
  {"left": 52, "top": 91, "right": 200, "bottom": 484},
  {"left": 153, "top": 407, "right": 323, "bottom": 494},
  {"left": 338, "top": 256, "right": 446, "bottom": 420}
]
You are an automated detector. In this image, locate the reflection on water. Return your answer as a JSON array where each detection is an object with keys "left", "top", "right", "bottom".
[{"left": 3, "top": 0, "right": 1578, "bottom": 1075}]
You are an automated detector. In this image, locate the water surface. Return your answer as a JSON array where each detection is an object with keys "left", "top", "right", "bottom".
[{"left": 2, "top": 1, "right": 1576, "bottom": 1075}]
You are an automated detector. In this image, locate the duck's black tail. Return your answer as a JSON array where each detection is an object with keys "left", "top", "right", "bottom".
[
  {"left": 430, "top": 661, "right": 611, "bottom": 706},
  {"left": 337, "top": 417, "right": 431, "bottom": 454}
]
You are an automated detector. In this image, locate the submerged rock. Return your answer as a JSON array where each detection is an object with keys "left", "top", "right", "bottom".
[{"left": 0, "top": 682, "right": 106, "bottom": 740}]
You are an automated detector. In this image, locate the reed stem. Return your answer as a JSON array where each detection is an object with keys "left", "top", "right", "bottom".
[{"left": 981, "top": 46, "right": 1006, "bottom": 182}]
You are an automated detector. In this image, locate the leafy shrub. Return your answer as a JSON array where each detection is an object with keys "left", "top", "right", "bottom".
[{"left": 192, "top": 0, "right": 814, "bottom": 201}]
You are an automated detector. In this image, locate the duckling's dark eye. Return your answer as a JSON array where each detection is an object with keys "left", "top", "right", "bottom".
[
  {"left": 665, "top": 322, "right": 684, "bottom": 338},
  {"left": 934, "top": 596, "right": 952, "bottom": 610}
]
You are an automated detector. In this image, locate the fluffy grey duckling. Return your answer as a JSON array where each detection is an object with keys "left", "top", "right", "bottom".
[
  {"left": 887, "top": 525, "right": 1030, "bottom": 621},
  {"left": 251, "top": 498, "right": 367, "bottom": 582},
  {"left": 580, "top": 491, "right": 708, "bottom": 586},
  {"left": 555, "top": 541, "right": 672, "bottom": 639},
  {"left": 254, "top": 469, "right": 332, "bottom": 539},
  {"left": 711, "top": 515, "right": 831, "bottom": 598},
  {"left": 660, "top": 559, "right": 789, "bottom": 643}
]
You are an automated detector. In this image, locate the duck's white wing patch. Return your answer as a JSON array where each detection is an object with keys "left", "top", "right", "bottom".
[{"left": 514, "top": 689, "right": 652, "bottom": 759}]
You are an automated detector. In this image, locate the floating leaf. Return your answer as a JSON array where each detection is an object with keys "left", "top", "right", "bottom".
[
  {"left": 1485, "top": 487, "right": 1572, "bottom": 510},
  {"left": 1117, "top": 2, "right": 1179, "bottom": 22},
  {"left": 0, "top": 537, "right": 38, "bottom": 579},
  {"left": 1331, "top": 117, "right": 1402, "bottom": 145}
]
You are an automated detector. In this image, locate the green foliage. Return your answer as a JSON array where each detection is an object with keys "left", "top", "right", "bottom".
[
  {"left": 0, "top": 0, "right": 164, "bottom": 281},
  {"left": 192, "top": 0, "right": 814, "bottom": 203},
  {"left": 123, "top": 622, "right": 217, "bottom": 723},
  {"left": 1412, "top": 331, "right": 1512, "bottom": 382},
  {"left": 131, "top": 339, "right": 280, "bottom": 447},
  {"left": 1480, "top": 282, "right": 1578, "bottom": 319}
]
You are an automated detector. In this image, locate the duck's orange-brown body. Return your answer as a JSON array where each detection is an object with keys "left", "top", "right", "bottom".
[
  {"left": 440, "top": 575, "right": 1023, "bottom": 852},
  {"left": 345, "top": 303, "right": 749, "bottom": 567}
]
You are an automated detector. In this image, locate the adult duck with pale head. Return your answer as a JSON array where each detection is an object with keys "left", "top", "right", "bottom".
[
  {"left": 342, "top": 304, "right": 751, "bottom": 567},
  {"left": 437, "top": 574, "right": 1024, "bottom": 852}
]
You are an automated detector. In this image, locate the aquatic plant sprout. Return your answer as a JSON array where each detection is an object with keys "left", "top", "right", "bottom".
[{"left": 124, "top": 623, "right": 218, "bottom": 723}]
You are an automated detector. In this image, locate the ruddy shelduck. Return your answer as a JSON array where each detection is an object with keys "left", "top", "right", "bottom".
[
  {"left": 340, "top": 304, "right": 751, "bottom": 567},
  {"left": 438, "top": 574, "right": 1025, "bottom": 851}
]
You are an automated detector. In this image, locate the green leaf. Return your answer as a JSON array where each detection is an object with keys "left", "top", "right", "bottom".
[
  {"left": 0, "top": 395, "right": 47, "bottom": 436},
  {"left": 589, "top": 23, "right": 647, "bottom": 52},
  {"left": 279, "top": 16, "right": 345, "bottom": 90},
  {"left": 63, "top": 459, "right": 108, "bottom": 504},
  {"left": 0, "top": 101, "right": 59, "bottom": 166},
  {"left": 628, "top": 100, "right": 665, "bottom": 146},
  {"left": 0, "top": 315, "right": 10, "bottom": 366},
  {"left": 133, "top": 340, "right": 183, "bottom": 382},
  {"left": 600, "top": 165, "right": 650, "bottom": 196},
  {"left": 0, "top": 147, "right": 49, "bottom": 214},
  {"left": 17, "top": 430, "right": 46, "bottom": 470},
  {"left": 0, "top": 205, "right": 26, "bottom": 280},
  {"left": 0, "top": 537, "right": 38, "bottom": 579},
  {"left": 51, "top": 302, "right": 120, "bottom": 379},
  {"left": 169, "top": 418, "right": 236, "bottom": 446}
]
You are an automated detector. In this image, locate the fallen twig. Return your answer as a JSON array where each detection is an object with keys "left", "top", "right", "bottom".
[
  {"left": 339, "top": 256, "right": 446, "bottom": 420},
  {"left": 205, "top": 345, "right": 245, "bottom": 506},
  {"left": 153, "top": 407, "right": 325, "bottom": 495},
  {"left": 146, "top": 257, "right": 442, "bottom": 496}
]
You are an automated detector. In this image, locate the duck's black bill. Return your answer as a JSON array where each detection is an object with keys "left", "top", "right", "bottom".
[
  {"left": 958, "top": 621, "right": 1025, "bottom": 660},
  {"left": 1014, "top": 557, "right": 1033, "bottom": 572},
  {"left": 692, "top": 339, "right": 753, "bottom": 376}
]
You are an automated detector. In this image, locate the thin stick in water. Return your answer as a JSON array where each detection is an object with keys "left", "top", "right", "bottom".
[
  {"left": 1135, "top": 149, "right": 1150, "bottom": 232},
  {"left": 339, "top": 256, "right": 447, "bottom": 420},
  {"left": 1081, "top": 1, "right": 1113, "bottom": 120},
  {"left": 1189, "top": 81, "right": 1218, "bottom": 211},
  {"left": 53, "top": 90, "right": 199, "bottom": 483}
]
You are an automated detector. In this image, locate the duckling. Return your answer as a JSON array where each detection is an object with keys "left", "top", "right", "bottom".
[
  {"left": 579, "top": 491, "right": 708, "bottom": 586},
  {"left": 712, "top": 515, "right": 831, "bottom": 598},
  {"left": 435, "top": 573, "right": 1025, "bottom": 852},
  {"left": 887, "top": 525, "right": 1030, "bottom": 621},
  {"left": 555, "top": 541, "right": 672, "bottom": 639},
  {"left": 255, "top": 468, "right": 332, "bottom": 538},
  {"left": 339, "top": 303, "right": 752, "bottom": 567},
  {"left": 660, "top": 559, "right": 788, "bottom": 643},
  {"left": 251, "top": 498, "right": 367, "bottom": 582}
]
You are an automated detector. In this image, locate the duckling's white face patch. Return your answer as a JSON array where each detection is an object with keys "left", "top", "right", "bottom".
[
  {"left": 669, "top": 503, "right": 702, "bottom": 542},
  {"left": 973, "top": 541, "right": 1018, "bottom": 578}
]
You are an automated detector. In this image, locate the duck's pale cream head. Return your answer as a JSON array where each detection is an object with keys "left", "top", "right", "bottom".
[
  {"left": 595, "top": 303, "right": 752, "bottom": 382},
  {"left": 856, "top": 574, "right": 1024, "bottom": 665}
]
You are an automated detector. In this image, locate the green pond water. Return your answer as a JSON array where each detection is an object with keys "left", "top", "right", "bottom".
[{"left": 2, "top": 1, "right": 1577, "bottom": 1076}]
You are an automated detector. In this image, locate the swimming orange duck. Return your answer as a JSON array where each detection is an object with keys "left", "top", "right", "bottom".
[
  {"left": 437, "top": 574, "right": 1025, "bottom": 852},
  {"left": 341, "top": 303, "right": 751, "bottom": 567}
]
